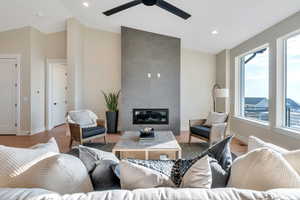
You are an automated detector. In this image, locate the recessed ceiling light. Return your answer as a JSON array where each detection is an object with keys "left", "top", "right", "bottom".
[
  {"left": 82, "top": 2, "right": 89, "bottom": 7},
  {"left": 211, "top": 30, "right": 219, "bottom": 35}
]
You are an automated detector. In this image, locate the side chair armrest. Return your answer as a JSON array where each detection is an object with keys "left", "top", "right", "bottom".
[
  {"left": 96, "top": 119, "right": 106, "bottom": 128},
  {"left": 68, "top": 122, "right": 82, "bottom": 141},
  {"left": 189, "top": 119, "right": 206, "bottom": 127},
  {"left": 68, "top": 122, "right": 81, "bottom": 128}
]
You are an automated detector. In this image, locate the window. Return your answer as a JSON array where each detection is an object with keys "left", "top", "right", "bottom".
[
  {"left": 238, "top": 46, "right": 269, "bottom": 122},
  {"left": 284, "top": 33, "right": 300, "bottom": 130}
]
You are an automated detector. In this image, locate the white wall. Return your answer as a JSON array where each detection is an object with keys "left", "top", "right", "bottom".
[
  {"left": 46, "top": 31, "right": 66, "bottom": 59},
  {"left": 82, "top": 27, "right": 121, "bottom": 119},
  {"left": 230, "top": 11, "right": 300, "bottom": 149},
  {"left": 66, "top": 20, "right": 216, "bottom": 131},
  {"left": 0, "top": 27, "right": 67, "bottom": 134},
  {"left": 67, "top": 18, "right": 84, "bottom": 110},
  {"left": 30, "top": 28, "right": 46, "bottom": 134},
  {"left": 181, "top": 48, "right": 216, "bottom": 131},
  {"left": 0, "top": 19, "right": 214, "bottom": 134},
  {"left": 0, "top": 27, "right": 31, "bottom": 133}
]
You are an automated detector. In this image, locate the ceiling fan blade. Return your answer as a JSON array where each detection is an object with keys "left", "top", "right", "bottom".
[
  {"left": 103, "top": 0, "right": 142, "bottom": 16},
  {"left": 156, "top": 0, "right": 191, "bottom": 19}
]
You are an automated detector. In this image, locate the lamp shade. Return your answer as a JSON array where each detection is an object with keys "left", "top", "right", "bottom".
[{"left": 215, "top": 88, "right": 229, "bottom": 98}]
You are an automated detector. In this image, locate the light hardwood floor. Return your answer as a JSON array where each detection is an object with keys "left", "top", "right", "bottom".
[{"left": 0, "top": 124, "right": 247, "bottom": 155}]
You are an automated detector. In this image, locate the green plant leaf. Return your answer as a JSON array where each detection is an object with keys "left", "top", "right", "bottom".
[{"left": 102, "top": 90, "right": 121, "bottom": 112}]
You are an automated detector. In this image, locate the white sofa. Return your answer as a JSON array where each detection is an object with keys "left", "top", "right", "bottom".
[
  {"left": 1, "top": 187, "right": 300, "bottom": 200},
  {"left": 1, "top": 136, "right": 300, "bottom": 200}
]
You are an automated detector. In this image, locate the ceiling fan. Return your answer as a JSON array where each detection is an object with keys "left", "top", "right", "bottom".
[{"left": 103, "top": 0, "right": 191, "bottom": 20}]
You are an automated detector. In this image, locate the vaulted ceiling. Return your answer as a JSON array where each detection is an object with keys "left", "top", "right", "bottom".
[{"left": 1, "top": 0, "right": 300, "bottom": 53}]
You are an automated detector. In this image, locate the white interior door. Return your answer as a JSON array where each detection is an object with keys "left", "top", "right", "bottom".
[
  {"left": 51, "top": 64, "right": 67, "bottom": 127},
  {"left": 0, "top": 59, "right": 18, "bottom": 133}
]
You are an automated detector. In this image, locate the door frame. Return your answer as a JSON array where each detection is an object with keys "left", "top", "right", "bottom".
[
  {"left": 46, "top": 59, "right": 67, "bottom": 130},
  {"left": 0, "top": 54, "right": 21, "bottom": 134}
]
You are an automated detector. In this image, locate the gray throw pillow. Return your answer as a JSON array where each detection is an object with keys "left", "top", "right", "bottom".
[
  {"left": 209, "top": 157, "right": 229, "bottom": 188},
  {"left": 78, "top": 146, "right": 120, "bottom": 190}
]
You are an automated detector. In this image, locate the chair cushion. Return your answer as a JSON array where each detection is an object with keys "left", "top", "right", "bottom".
[
  {"left": 82, "top": 126, "right": 106, "bottom": 139},
  {"left": 190, "top": 125, "right": 210, "bottom": 138}
]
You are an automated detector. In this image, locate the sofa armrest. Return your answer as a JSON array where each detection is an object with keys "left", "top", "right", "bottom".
[
  {"left": 189, "top": 119, "right": 206, "bottom": 127},
  {"left": 210, "top": 123, "right": 228, "bottom": 145},
  {"left": 96, "top": 119, "right": 106, "bottom": 128}
]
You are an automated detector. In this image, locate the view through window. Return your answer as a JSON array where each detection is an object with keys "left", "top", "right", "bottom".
[
  {"left": 240, "top": 47, "right": 269, "bottom": 122},
  {"left": 285, "top": 33, "right": 300, "bottom": 130}
]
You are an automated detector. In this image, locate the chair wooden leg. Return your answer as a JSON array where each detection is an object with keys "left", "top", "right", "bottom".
[
  {"left": 69, "top": 139, "right": 73, "bottom": 148},
  {"left": 104, "top": 135, "right": 107, "bottom": 144},
  {"left": 188, "top": 133, "right": 192, "bottom": 144}
]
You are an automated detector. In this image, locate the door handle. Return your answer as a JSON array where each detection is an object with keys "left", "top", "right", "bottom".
[{"left": 54, "top": 102, "right": 57, "bottom": 105}]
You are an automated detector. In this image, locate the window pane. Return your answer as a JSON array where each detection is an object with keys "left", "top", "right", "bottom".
[
  {"left": 240, "top": 48, "right": 269, "bottom": 122},
  {"left": 285, "top": 34, "right": 300, "bottom": 129}
]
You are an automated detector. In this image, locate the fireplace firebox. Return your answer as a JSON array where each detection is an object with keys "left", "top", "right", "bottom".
[{"left": 133, "top": 109, "right": 169, "bottom": 125}]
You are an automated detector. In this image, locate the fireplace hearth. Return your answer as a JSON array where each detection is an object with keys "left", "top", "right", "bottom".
[{"left": 133, "top": 109, "right": 169, "bottom": 125}]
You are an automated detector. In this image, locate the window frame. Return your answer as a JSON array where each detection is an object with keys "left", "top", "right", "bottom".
[
  {"left": 277, "top": 30, "right": 300, "bottom": 132},
  {"left": 235, "top": 44, "right": 270, "bottom": 124}
]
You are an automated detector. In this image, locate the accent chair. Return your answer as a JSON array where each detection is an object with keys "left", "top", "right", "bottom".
[
  {"left": 66, "top": 110, "right": 107, "bottom": 147},
  {"left": 189, "top": 113, "right": 229, "bottom": 145}
]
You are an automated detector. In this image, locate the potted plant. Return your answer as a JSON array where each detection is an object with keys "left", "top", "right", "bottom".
[{"left": 102, "top": 90, "right": 120, "bottom": 133}]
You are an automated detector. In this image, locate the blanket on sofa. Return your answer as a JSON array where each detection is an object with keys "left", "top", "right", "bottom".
[{"left": 1, "top": 187, "right": 300, "bottom": 200}]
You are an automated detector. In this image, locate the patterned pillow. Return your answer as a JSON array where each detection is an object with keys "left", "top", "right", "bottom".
[
  {"left": 119, "top": 160, "right": 175, "bottom": 189},
  {"left": 126, "top": 159, "right": 175, "bottom": 177},
  {"left": 171, "top": 136, "right": 233, "bottom": 187}
]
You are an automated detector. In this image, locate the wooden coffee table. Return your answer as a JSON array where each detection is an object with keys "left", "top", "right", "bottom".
[{"left": 112, "top": 131, "right": 182, "bottom": 160}]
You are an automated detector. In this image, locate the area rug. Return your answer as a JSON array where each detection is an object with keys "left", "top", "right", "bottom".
[{"left": 69, "top": 142, "right": 209, "bottom": 159}]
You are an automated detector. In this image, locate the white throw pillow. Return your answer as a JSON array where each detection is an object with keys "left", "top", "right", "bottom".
[
  {"left": 204, "top": 112, "right": 227, "bottom": 127},
  {"left": 0, "top": 138, "right": 93, "bottom": 194},
  {"left": 248, "top": 136, "right": 300, "bottom": 180},
  {"left": 228, "top": 148, "right": 300, "bottom": 191},
  {"left": 282, "top": 150, "right": 300, "bottom": 175},
  {"left": 119, "top": 160, "right": 175, "bottom": 190},
  {"left": 180, "top": 155, "right": 212, "bottom": 188},
  {"left": 247, "top": 136, "right": 288, "bottom": 153}
]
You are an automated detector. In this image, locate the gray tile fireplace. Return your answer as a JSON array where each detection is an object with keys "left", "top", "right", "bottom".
[{"left": 120, "top": 27, "right": 180, "bottom": 134}]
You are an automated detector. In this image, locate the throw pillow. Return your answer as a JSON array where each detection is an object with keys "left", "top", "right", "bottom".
[
  {"left": 79, "top": 145, "right": 119, "bottom": 172},
  {"left": 180, "top": 155, "right": 212, "bottom": 188},
  {"left": 228, "top": 148, "right": 300, "bottom": 191},
  {"left": 247, "top": 136, "right": 288, "bottom": 153},
  {"left": 283, "top": 150, "right": 300, "bottom": 175},
  {"left": 0, "top": 138, "right": 93, "bottom": 194},
  {"left": 204, "top": 112, "right": 227, "bottom": 127},
  {"left": 209, "top": 157, "right": 230, "bottom": 188},
  {"left": 119, "top": 160, "right": 175, "bottom": 190},
  {"left": 248, "top": 136, "right": 300, "bottom": 178},
  {"left": 171, "top": 136, "right": 233, "bottom": 187},
  {"left": 78, "top": 146, "right": 120, "bottom": 190}
]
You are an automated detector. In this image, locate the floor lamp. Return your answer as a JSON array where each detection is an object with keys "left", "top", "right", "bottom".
[{"left": 212, "top": 84, "right": 229, "bottom": 112}]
